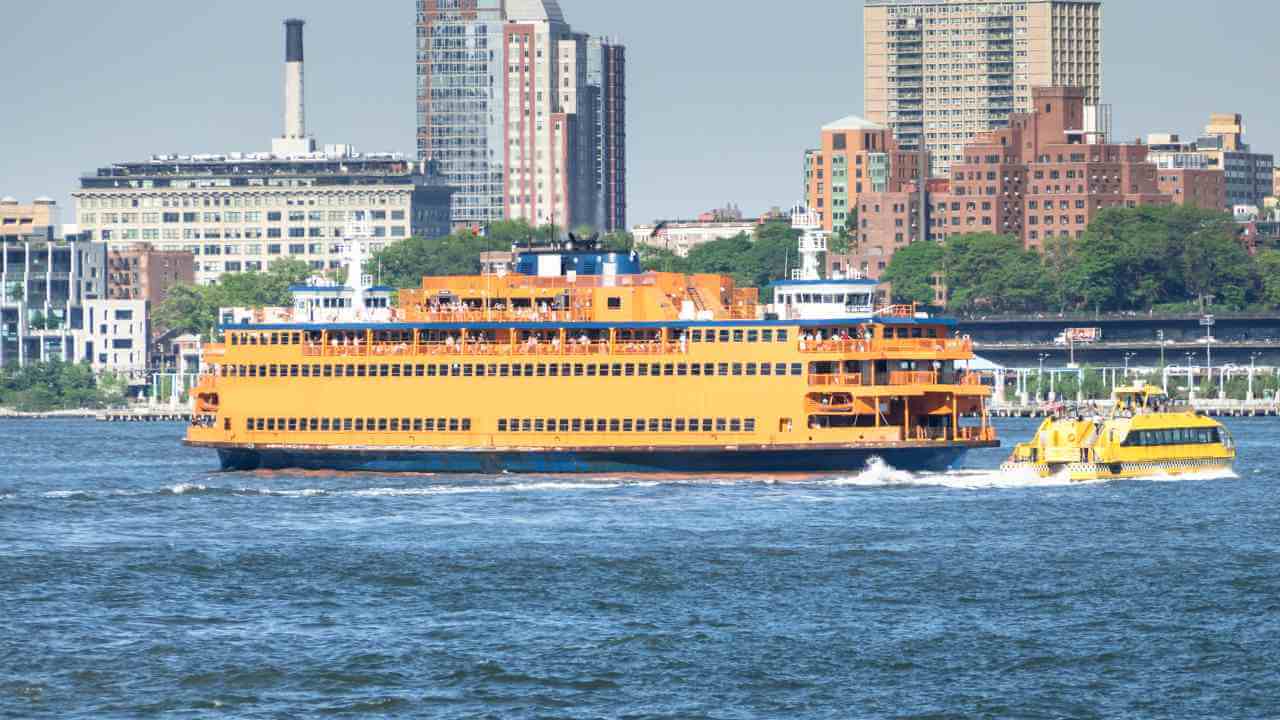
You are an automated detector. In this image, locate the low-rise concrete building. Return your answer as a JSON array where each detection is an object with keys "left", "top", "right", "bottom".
[
  {"left": 78, "top": 299, "right": 149, "bottom": 377},
  {"left": 632, "top": 220, "right": 760, "bottom": 257}
]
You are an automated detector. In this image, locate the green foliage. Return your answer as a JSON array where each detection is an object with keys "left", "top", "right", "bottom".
[
  {"left": 371, "top": 220, "right": 539, "bottom": 289},
  {"left": 0, "top": 360, "right": 126, "bottom": 411},
  {"left": 1257, "top": 250, "right": 1280, "bottom": 308},
  {"left": 154, "top": 258, "right": 315, "bottom": 340},
  {"left": 880, "top": 241, "right": 944, "bottom": 305},
  {"left": 945, "top": 233, "right": 1052, "bottom": 314}
]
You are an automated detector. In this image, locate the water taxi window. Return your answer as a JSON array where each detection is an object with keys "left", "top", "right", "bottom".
[
  {"left": 719, "top": 330, "right": 730, "bottom": 342},
  {"left": 733, "top": 330, "right": 744, "bottom": 342},
  {"left": 747, "top": 330, "right": 759, "bottom": 342}
]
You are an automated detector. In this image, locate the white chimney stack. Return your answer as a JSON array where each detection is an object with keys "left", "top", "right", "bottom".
[{"left": 272, "top": 18, "right": 317, "bottom": 156}]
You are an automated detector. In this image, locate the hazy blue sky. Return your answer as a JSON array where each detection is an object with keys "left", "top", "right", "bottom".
[{"left": 3, "top": 1, "right": 1278, "bottom": 227}]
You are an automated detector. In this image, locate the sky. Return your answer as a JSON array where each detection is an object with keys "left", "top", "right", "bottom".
[{"left": 3, "top": 1, "right": 1279, "bottom": 228}]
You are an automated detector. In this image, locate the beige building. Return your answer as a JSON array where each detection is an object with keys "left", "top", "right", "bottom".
[
  {"left": 864, "top": 0, "right": 1102, "bottom": 176},
  {"left": 0, "top": 197, "right": 60, "bottom": 235}
]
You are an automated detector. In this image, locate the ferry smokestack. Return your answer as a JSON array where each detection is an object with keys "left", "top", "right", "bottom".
[{"left": 283, "top": 18, "right": 306, "bottom": 140}]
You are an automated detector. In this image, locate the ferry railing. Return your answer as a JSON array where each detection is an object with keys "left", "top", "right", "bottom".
[
  {"left": 807, "top": 373, "right": 865, "bottom": 387},
  {"left": 889, "top": 371, "right": 939, "bottom": 385},
  {"left": 402, "top": 308, "right": 595, "bottom": 324},
  {"left": 798, "top": 337, "right": 973, "bottom": 354},
  {"left": 300, "top": 340, "right": 681, "bottom": 359}
]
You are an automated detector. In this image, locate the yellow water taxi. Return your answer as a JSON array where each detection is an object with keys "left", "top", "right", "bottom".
[{"left": 1001, "top": 383, "right": 1235, "bottom": 482}]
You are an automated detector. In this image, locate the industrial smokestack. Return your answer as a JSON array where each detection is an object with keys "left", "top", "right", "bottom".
[{"left": 283, "top": 18, "right": 306, "bottom": 140}]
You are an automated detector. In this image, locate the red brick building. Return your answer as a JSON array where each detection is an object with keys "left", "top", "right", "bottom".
[{"left": 106, "top": 243, "right": 195, "bottom": 305}]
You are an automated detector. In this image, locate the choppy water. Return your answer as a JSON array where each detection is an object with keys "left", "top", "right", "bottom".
[{"left": 1, "top": 418, "right": 1277, "bottom": 718}]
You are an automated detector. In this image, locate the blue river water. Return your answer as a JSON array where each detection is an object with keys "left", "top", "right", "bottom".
[{"left": 1, "top": 417, "right": 1278, "bottom": 719}]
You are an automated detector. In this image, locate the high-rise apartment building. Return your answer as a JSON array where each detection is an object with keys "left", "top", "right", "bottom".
[
  {"left": 802, "top": 116, "right": 927, "bottom": 233},
  {"left": 864, "top": 0, "right": 1103, "bottom": 176},
  {"left": 416, "top": 0, "right": 626, "bottom": 232}
]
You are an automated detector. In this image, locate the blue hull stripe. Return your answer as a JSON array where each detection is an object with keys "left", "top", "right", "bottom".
[{"left": 215, "top": 447, "right": 973, "bottom": 474}]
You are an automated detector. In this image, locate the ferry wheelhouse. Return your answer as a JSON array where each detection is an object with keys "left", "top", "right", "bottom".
[{"left": 185, "top": 236, "right": 997, "bottom": 473}]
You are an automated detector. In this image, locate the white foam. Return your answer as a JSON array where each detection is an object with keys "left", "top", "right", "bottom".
[
  {"left": 824, "top": 457, "right": 1238, "bottom": 490},
  {"left": 168, "top": 483, "right": 207, "bottom": 495},
  {"left": 348, "top": 481, "right": 627, "bottom": 497}
]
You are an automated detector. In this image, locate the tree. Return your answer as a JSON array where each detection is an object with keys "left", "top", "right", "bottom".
[
  {"left": 944, "top": 233, "right": 1050, "bottom": 314},
  {"left": 154, "top": 258, "right": 317, "bottom": 340},
  {"left": 1257, "top": 250, "right": 1280, "bottom": 308},
  {"left": 881, "top": 241, "right": 944, "bottom": 305}
]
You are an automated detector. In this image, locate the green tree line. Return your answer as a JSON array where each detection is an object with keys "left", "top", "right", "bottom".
[
  {"left": 0, "top": 360, "right": 128, "bottom": 412},
  {"left": 882, "top": 206, "right": 1280, "bottom": 314}
]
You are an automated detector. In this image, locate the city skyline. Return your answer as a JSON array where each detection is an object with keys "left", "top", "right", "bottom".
[{"left": 4, "top": 0, "right": 1280, "bottom": 228}]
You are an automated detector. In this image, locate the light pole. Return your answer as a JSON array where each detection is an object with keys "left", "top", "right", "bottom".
[
  {"left": 1124, "top": 352, "right": 1136, "bottom": 385},
  {"left": 1201, "top": 313, "right": 1215, "bottom": 383},
  {"left": 1248, "top": 352, "right": 1260, "bottom": 402},
  {"left": 1185, "top": 352, "right": 1195, "bottom": 402},
  {"left": 1038, "top": 353, "right": 1048, "bottom": 403},
  {"left": 1157, "top": 329, "right": 1166, "bottom": 369}
]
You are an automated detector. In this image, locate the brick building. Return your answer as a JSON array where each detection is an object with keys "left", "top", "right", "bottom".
[
  {"left": 829, "top": 87, "right": 1222, "bottom": 283},
  {"left": 105, "top": 243, "right": 195, "bottom": 305},
  {"left": 803, "top": 116, "right": 927, "bottom": 233}
]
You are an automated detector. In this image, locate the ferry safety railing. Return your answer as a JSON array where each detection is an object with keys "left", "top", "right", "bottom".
[
  {"left": 807, "top": 373, "right": 865, "bottom": 387},
  {"left": 798, "top": 337, "right": 973, "bottom": 354},
  {"left": 888, "top": 371, "right": 940, "bottom": 386},
  {"left": 298, "top": 340, "right": 685, "bottom": 359},
  {"left": 402, "top": 308, "right": 596, "bottom": 324}
]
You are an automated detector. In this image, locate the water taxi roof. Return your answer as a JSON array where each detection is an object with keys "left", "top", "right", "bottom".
[{"left": 220, "top": 316, "right": 957, "bottom": 332}]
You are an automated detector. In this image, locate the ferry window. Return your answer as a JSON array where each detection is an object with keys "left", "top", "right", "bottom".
[
  {"left": 266, "top": 419, "right": 276, "bottom": 431},
  {"left": 495, "top": 364, "right": 506, "bottom": 377},
  {"left": 256, "top": 419, "right": 266, "bottom": 431},
  {"left": 688, "top": 418, "right": 700, "bottom": 432},
  {"left": 321, "top": 419, "right": 331, "bottom": 431},
  {"left": 230, "top": 335, "right": 239, "bottom": 347},
  {"left": 705, "top": 331, "right": 716, "bottom": 344},
  {"left": 377, "top": 419, "right": 388, "bottom": 432},
  {"left": 498, "top": 419, "right": 508, "bottom": 432},
  {"left": 662, "top": 419, "right": 673, "bottom": 432},
  {"left": 573, "top": 364, "right": 584, "bottom": 377},
  {"left": 762, "top": 330, "right": 773, "bottom": 342},
  {"left": 791, "top": 363, "right": 803, "bottom": 376},
  {"left": 354, "top": 419, "right": 363, "bottom": 431},
  {"left": 557, "top": 419, "right": 568, "bottom": 432},
  {"left": 586, "top": 365, "right": 597, "bottom": 377},
  {"left": 267, "top": 365, "right": 277, "bottom": 378},
  {"left": 747, "top": 330, "right": 759, "bottom": 343},
  {"left": 341, "top": 419, "right": 352, "bottom": 431},
  {"left": 356, "top": 365, "right": 366, "bottom": 378},
  {"left": 777, "top": 330, "right": 789, "bottom": 342},
  {"left": 390, "top": 419, "right": 400, "bottom": 432},
  {"left": 719, "top": 330, "right": 730, "bottom": 342},
  {"left": 732, "top": 363, "right": 743, "bottom": 376},
  {"left": 716, "top": 419, "right": 727, "bottom": 432},
  {"left": 572, "top": 419, "right": 582, "bottom": 432},
  {"left": 536, "top": 365, "right": 547, "bottom": 377},
  {"left": 690, "top": 363, "right": 701, "bottom": 376},
  {"left": 447, "top": 418, "right": 458, "bottom": 432},
  {"left": 391, "top": 365, "right": 401, "bottom": 377},
  {"left": 520, "top": 419, "right": 532, "bottom": 432},
  {"left": 560, "top": 363, "right": 571, "bottom": 376},
  {"left": 703, "top": 419, "right": 714, "bottom": 432},
  {"left": 426, "top": 418, "right": 436, "bottom": 431},
  {"left": 427, "top": 365, "right": 438, "bottom": 377},
  {"left": 625, "top": 364, "right": 635, "bottom": 377},
  {"left": 535, "top": 419, "right": 545, "bottom": 432},
  {"left": 746, "top": 363, "right": 757, "bottom": 376},
  {"left": 269, "top": 333, "right": 279, "bottom": 346},
  {"left": 663, "top": 364, "right": 675, "bottom": 377},
  {"left": 927, "top": 328, "right": 938, "bottom": 338},
  {"left": 639, "top": 364, "right": 649, "bottom": 377},
  {"left": 607, "top": 297, "right": 622, "bottom": 310},
  {"left": 611, "top": 364, "right": 623, "bottom": 377},
  {"left": 648, "top": 419, "right": 660, "bottom": 432},
  {"left": 287, "top": 418, "right": 297, "bottom": 431},
  {"left": 404, "top": 364, "right": 414, "bottom": 376},
  {"left": 677, "top": 364, "right": 688, "bottom": 376},
  {"left": 322, "top": 365, "right": 332, "bottom": 378},
  {"left": 584, "top": 419, "right": 595, "bottom": 432},
  {"left": 745, "top": 419, "right": 756, "bottom": 432},
  {"left": 622, "top": 419, "right": 633, "bottom": 432},
  {"left": 911, "top": 328, "right": 923, "bottom": 338},
  {"left": 310, "top": 419, "right": 319, "bottom": 431},
  {"left": 245, "top": 418, "right": 254, "bottom": 430},
  {"left": 675, "top": 419, "right": 686, "bottom": 432},
  {"left": 733, "top": 330, "right": 744, "bottom": 343},
  {"left": 300, "top": 365, "right": 309, "bottom": 378},
  {"left": 650, "top": 363, "right": 661, "bottom": 376},
  {"left": 521, "top": 364, "right": 534, "bottom": 377},
  {"left": 730, "top": 419, "right": 742, "bottom": 432},
  {"left": 718, "top": 363, "right": 729, "bottom": 376},
  {"left": 692, "top": 330, "right": 702, "bottom": 342},
  {"left": 453, "top": 364, "right": 465, "bottom": 377},
  {"left": 381, "top": 365, "right": 391, "bottom": 378},
  {"left": 596, "top": 418, "right": 606, "bottom": 432},
  {"left": 609, "top": 419, "right": 621, "bottom": 432},
  {"left": 760, "top": 363, "right": 772, "bottom": 376},
  {"left": 462, "top": 419, "right": 471, "bottom": 432}
]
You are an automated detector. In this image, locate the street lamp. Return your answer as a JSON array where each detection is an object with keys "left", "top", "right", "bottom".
[
  {"left": 1248, "top": 352, "right": 1261, "bottom": 402},
  {"left": 1185, "top": 352, "right": 1196, "bottom": 402},
  {"left": 1157, "top": 329, "right": 1166, "bottom": 369},
  {"left": 1038, "top": 353, "right": 1049, "bottom": 403},
  {"left": 1124, "top": 352, "right": 1136, "bottom": 384}
]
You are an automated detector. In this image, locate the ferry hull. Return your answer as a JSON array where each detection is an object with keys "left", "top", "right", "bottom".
[{"left": 206, "top": 443, "right": 994, "bottom": 475}]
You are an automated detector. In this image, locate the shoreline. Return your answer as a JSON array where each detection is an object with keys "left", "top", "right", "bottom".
[{"left": 0, "top": 408, "right": 189, "bottom": 421}]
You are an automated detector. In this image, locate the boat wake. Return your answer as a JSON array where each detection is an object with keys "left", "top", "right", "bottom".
[{"left": 824, "top": 457, "right": 1238, "bottom": 490}]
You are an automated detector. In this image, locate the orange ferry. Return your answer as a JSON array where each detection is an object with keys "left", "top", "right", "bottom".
[{"left": 185, "top": 237, "right": 996, "bottom": 473}]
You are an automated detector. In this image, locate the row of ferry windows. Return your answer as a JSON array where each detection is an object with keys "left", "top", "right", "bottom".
[
  {"left": 247, "top": 417, "right": 472, "bottom": 433},
  {"left": 499, "top": 417, "right": 757, "bottom": 434},
  {"left": 224, "top": 362, "right": 809, "bottom": 379},
  {"left": 1122, "top": 428, "right": 1221, "bottom": 447},
  {"left": 227, "top": 327, "right": 940, "bottom": 346}
]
